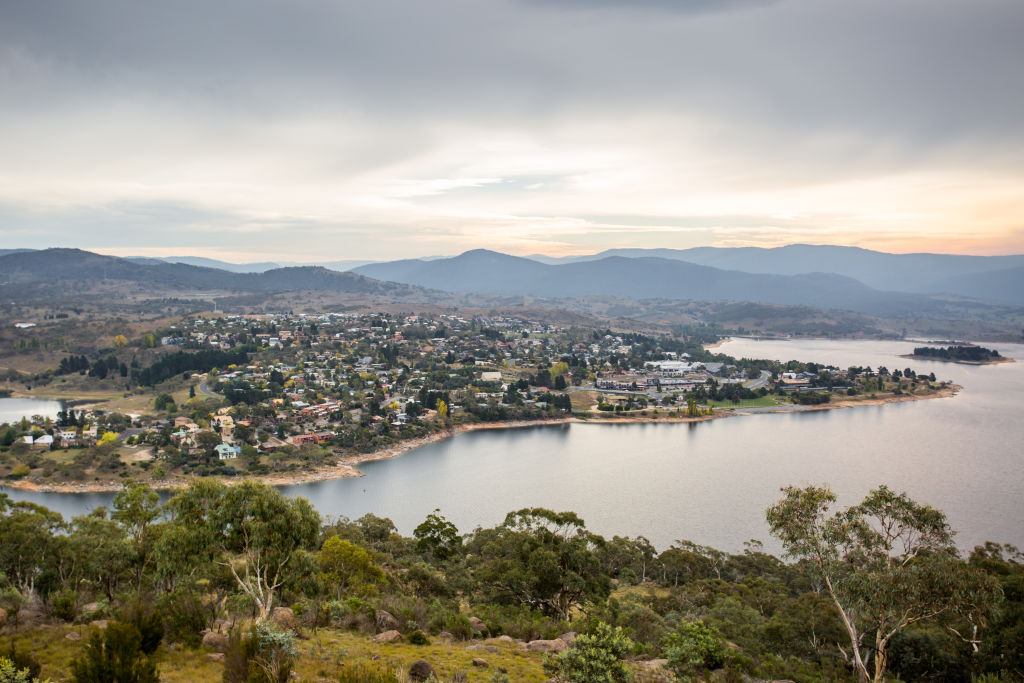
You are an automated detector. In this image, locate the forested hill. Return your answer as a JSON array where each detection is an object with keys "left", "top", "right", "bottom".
[{"left": 0, "top": 248, "right": 424, "bottom": 297}]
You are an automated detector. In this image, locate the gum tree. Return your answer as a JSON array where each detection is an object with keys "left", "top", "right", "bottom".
[{"left": 766, "top": 484, "right": 1001, "bottom": 682}]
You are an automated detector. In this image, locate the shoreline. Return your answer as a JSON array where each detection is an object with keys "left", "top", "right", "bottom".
[
  {"left": 0, "top": 385, "right": 960, "bottom": 495},
  {"left": 897, "top": 354, "right": 1014, "bottom": 366}
]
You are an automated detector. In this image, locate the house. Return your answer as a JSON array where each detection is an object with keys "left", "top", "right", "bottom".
[
  {"left": 287, "top": 433, "right": 320, "bottom": 447},
  {"left": 215, "top": 443, "right": 240, "bottom": 460}
]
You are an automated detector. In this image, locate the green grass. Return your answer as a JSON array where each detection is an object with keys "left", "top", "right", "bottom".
[
  {"left": 706, "top": 396, "right": 784, "bottom": 409},
  {"left": 1, "top": 625, "right": 549, "bottom": 683}
]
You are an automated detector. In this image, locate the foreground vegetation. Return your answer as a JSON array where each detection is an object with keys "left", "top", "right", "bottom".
[{"left": 0, "top": 479, "right": 1020, "bottom": 682}]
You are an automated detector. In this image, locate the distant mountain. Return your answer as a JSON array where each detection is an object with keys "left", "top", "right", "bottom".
[
  {"left": 0, "top": 248, "right": 37, "bottom": 258},
  {"left": 928, "top": 266, "right": 1024, "bottom": 306},
  {"left": 0, "top": 248, "right": 420, "bottom": 297},
  {"left": 126, "top": 255, "right": 378, "bottom": 273},
  {"left": 354, "top": 249, "right": 946, "bottom": 315},
  {"left": 528, "top": 245, "right": 1024, "bottom": 300}
]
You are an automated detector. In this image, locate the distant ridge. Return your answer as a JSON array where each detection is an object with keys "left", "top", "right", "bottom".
[
  {"left": 0, "top": 248, "right": 421, "bottom": 297},
  {"left": 525, "top": 244, "right": 1024, "bottom": 302},
  {"left": 353, "top": 249, "right": 954, "bottom": 315}
]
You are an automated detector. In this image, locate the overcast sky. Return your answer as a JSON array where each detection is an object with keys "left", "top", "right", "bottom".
[{"left": 2, "top": 0, "right": 1023, "bottom": 261}]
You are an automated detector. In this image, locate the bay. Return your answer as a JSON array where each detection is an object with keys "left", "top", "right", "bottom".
[
  {"left": 4, "top": 338, "right": 1022, "bottom": 553},
  {"left": 0, "top": 397, "right": 65, "bottom": 424}
]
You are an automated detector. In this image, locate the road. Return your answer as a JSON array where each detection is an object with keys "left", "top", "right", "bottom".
[{"left": 743, "top": 370, "right": 772, "bottom": 390}]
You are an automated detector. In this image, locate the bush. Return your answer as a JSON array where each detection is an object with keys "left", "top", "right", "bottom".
[
  {"left": 69, "top": 621, "right": 159, "bottom": 683},
  {"left": 155, "top": 590, "right": 206, "bottom": 647},
  {"left": 1, "top": 646, "right": 40, "bottom": 681},
  {"left": 122, "top": 602, "right": 165, "bottom": 655},
  {"left": 407, "top": 630, "right": 430, "bottom": 646},
  {"left": 49, "top": 589, "right": 78, "bottom": 622},
  {"left": 663, "top": 620, "right": 726, "bottom": 679},
  {"left": 544, "top": 622, "right": 634, "bottom": 683}
]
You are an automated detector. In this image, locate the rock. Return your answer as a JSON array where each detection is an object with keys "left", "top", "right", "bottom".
[
  {"left": 206, "top": 652, "right": 226, "bottom": 662},
  {"left": 490, "top": 635, "right": 516, "bottom": 644},
  {"left": 634, "top": 658, "right": 668, "bottom": 672},
  {"left": 65, "top": 631, "right": 82, "bottom": 641},
  {"left": 271, "top": 607, "right": 298, "bottom": 632},
  {"left": 436, "top": 630, "right": 455, "bottom": 641},
  {"left": 373, "top": 629, "right": 402, "bottom": 643},
  {"left": 468, "top": 616, "right": 486, "bottom": 633},
  {"left": 202, "top": 631, "right": 229, "bottom": 652},
  {"left": 375, "top": 609, "right": 399, "bottom": 632},
  {"left": 408, "top": 660, "right": 435, "bottom": 682},
  {"left": 81, "top": 602, "right": 102, "bottom": 617},
  {"left": 471, "top": 658, "right": 489, "bottom": 668},
  {"left": 558, "top": 631, "right": 578, "bottom": 646},
  {"left": 526, "top": 639, "right": 568, "bottom": 653},
  {"left": 90, "top": 619, "right": 109, "bottom": 630}
]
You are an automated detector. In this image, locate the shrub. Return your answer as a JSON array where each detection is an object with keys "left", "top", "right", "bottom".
[
  {"left": 1, "top": 646, "right": 41, "bottom": 681},
  {"left": 663, "top": 620, "right": 726, "bottom": 679},
  {"left": 122, "top": 602, "right": 164, "bottom": 655},
  {"left": 155, "top": 590, "right": 206, "bottom": 647},
  {"left": 407, "top": 630, "right": 430, "bottom": 645},
  {"left": 543, "top": 622, "right": 633, "bottom": 683},
  {"left": 69, "top": 621, "right": 159, "bottom": 683}
]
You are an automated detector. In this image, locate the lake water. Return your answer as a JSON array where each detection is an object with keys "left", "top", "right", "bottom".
[
  {"left": 0, "top": 397, "right": 65, "bottom": 424},
  {"left": 4, "top": 339, "right": 1022, "bottom": 554}
]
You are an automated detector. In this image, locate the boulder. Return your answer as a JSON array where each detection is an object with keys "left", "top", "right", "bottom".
[
  {"left": 206, "top": 652, "right": 226, "bottom": 662},
  {"left": 375, "top": 609, "right": 399, "bottom": 632},
  {"left": 90, "top": 619, "right": 109, "bottom": 630},
  {"left": 436, "top": 630, "right": 455, "bottom": 641},
  {"left": 270, "top": 607, "right": 298, "bottom": 632},
  {"left": 468, "top": 616, "right": 486, "bottom": 633},
  {"left": 373, "top": 629, "right": 402, "bottom": 643},
  {"left": 471, "top": 658, "right": 489, "bottom": 668},
  {"left": 202, "top": 630, "right": 230, "bottom": 652},
  {"left": 65, "top": 631, "right": 82, "bottom": 641},
  {"left": 526, "top": 639, "right": 568, "bottom": 653},
  {"left": 489, "top": 635, "right": 516, "bottom": 644},
  {"left": 558, "top": 631, "right": 578, "bottom": 646},
  {"left": 81, "top": 602, "right": 102, "bottom": 617},
  {"left": 408, "top": 660, "right": 435, "bottom": 682}
]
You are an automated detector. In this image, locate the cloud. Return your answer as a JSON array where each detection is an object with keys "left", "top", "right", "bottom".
[{"left": 0, "top": 0, "right": 1022, "bottom": 259}]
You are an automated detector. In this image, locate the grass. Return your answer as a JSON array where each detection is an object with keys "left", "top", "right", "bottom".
[
  {"left": 1, "top": 625, "right": 549, "bottom": 683},
  {"left": 706, "top": 396, "right": 784, "bottom": 409}
]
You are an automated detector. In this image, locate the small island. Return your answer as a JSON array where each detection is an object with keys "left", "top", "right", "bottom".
[{"left": 902, "top": 345, "right": 1014, "bottom": 365}]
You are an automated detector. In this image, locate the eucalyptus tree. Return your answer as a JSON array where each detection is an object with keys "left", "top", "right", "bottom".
[
  {"left": 166, "top": 480, "right": 320, "bottom": 622},
  {"left": 767, "top": 484, "right": 1002, "bottom": 682}
]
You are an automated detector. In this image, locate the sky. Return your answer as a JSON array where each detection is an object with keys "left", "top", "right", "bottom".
[{"left": 1, "top": 0, "right": 1023, "bottom": 262}]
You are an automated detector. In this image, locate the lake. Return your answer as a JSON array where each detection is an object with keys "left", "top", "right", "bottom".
[
  {"left": 0, "top": 397, "right": 65, "bottom": 424},
  {"left": 4, "top": 338, "right": 1023, "bottom": 553}
]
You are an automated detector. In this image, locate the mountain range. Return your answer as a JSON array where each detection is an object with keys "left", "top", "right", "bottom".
[{"left": 3, "top": 245, "right": 1023, "bottom": 314}]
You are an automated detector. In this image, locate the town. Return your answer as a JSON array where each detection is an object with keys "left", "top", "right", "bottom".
[{"left": 1, "top": 312, "right": 947, "bottom": 489}]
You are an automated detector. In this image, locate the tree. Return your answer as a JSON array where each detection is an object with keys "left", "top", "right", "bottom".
[
  {"left": 113, "top": 334, "right": 128, "bottom": 348},
  {"left": 766, "top": 484, "right": 1002, "bottom": 682},
  {"left": 167, "top": 480, "right": 320, "bottom": 622},
  {"left": 469, "top": 508, "right": 609, "bottom": 620},
  {"left": 0, "top": 498, "right": 63, "bottom": 596},
  {"left": 413, "top": 509, "right": 461, "bottom": 562},
  {"left": 544, "top": 622, "right": 633, "bottom": 683},
  {"left": 316, "top": 536, "right": 385, "bottom": 599},
  {"left": 112, "top": 482, "right": 161, "bottom": 590}
]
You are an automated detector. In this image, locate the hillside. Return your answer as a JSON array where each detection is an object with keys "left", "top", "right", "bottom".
[{"left": 0, "top": 248, "right": 423, "bottom": 298}]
